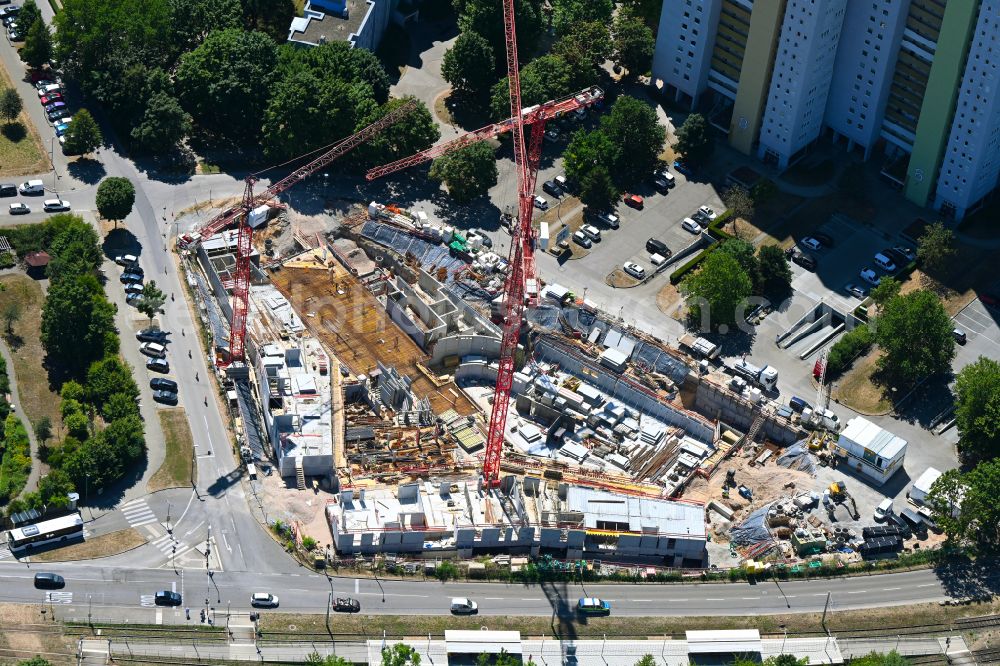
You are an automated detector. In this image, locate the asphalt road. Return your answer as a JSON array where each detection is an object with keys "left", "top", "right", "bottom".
[{"left": 0, "top": 562, "right": 960, "bottom": 623}]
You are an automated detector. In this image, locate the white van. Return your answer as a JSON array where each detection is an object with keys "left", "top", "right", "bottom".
[
  {"left": 650, "top": 253, "right": 668, "bottom": 267},
  {"left": 18, "top": 179, "right": 44, "bottom": 195},
  {"left": 874, "top": 252, "right": 897, "bottom": 272},
  {"left": 450, "top": 598, "right": 478, "bottom": 614},
  {"left": 874, "top": 498, "right": 893, "bottom": 521},
  {"left": 140, "top": 342, "right": 166, "bottom": 358}
]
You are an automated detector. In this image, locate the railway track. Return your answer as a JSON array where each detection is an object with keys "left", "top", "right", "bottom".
[{"left": 972, "top": 648, "right": 1000, "bottom": 664}]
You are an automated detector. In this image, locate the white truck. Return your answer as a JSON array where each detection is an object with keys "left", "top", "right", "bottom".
[
  {"left": 731, "top": 358, "right": 779, "bottom": 391},
  {"left": 678, "top": 334, "right": 720, "bottom": 360}
]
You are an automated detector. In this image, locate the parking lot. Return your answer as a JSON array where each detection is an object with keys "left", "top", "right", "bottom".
[{"left": 952, "top": 298, "right": 1000, "bottom": 372}]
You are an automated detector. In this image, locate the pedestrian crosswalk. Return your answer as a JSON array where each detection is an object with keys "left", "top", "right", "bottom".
[
  {"left": 150, "top": 532, "right": 193, "bottom": 559},
  {"left": 0, "top": 545, "right": 12, "bottom": 561},
  {"left": 120, "top": 498, "right": 158, "bottom": 528}
]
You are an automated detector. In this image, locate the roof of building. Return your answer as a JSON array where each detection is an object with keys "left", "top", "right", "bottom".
[
  {"left": 565, "top": 486, "right": 706, "bottom": 538},
  {"left": 839, "top": 416, "right": 907, "bottom": 459},
  {"left": 24, "top": 251, "right": 50, "bottom": 267},
  {"left": 912, "top": 467, "right": 942, "bottom": 494},
  {"left": 330, "top": 480, "right": 497, "bottom": 534},
  {"left": 261, "top": 337, "right": 333, "bottom": 460},
  {"left": 287, "top": 0, "right": 367, "bottom": 47},
  {"left": 445, "top": 630, "right": 522, "bottom": 655},
  {"left": 686, "top": 630, "right": 761, "bottom": 654}
]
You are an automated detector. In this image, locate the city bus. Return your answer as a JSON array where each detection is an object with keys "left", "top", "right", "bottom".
[{"left": 6, "top": 512, "right": 84, "bottom": 553}]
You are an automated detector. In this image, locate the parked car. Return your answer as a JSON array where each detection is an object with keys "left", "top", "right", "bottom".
[
  {"left": 0, "top": 7, "right": 19, "bottom": 18},
  {"left": 43, "top": 101, "right": 66, "bottom": 114},
  {"left": 115, "top": 254, "right": 139, "bottom": 266},
  {"left": 813, "top": 232, "right": 834, "bottom": 247},
  {"left": 533, "top": 195, "right": 548, "bottom": 211},
  {"left": 125, "top": 263, "right": 144, "bottom": 276},
  {"left": 623, "top": 193, "right": 644, "bottom": 209},
  {"left": 450, "top": 598, "right": 478, "bottom": 614},
  {"left": 8, "top": 202, "right": 29, "bottom": 215},
  {"left": 7, "top": 26, "right": 23, "bottom": 41},
  {"left": 43, "top": 199, "right": 70, "bottom": 212},
  {"left": 577, "top": 597, "right": 611, "bottom": 616},
  {"left": 124, "top": 283, "right": 144, "bottom": 295},
  {"left": 859, "top": 268, "right": 881, "bottom": 285},
  {"left": 884, "top": 248, "right": 909, "bottom": 266},
  {"left": 152, "top": 390, "right": 177, "bottom": 405},
  {"left": 0, "top": 183, "right": 15, "bottom": 197},
  {"left": 873, "top": 252, "right": 897, "bottom": 272},
  {"left": 581, "top": 224, "right": 601, "bottom": 241},
  {"left": 681, "top": 218, "right": 701, "bottom": 233},
  {"left": 697, "top": 205, "right": 717, "bottom": 221},
  {"left": 800, "top": 236, "right": 822, "bottom": 251},
  {"left": 47, "top": 107, "right": 70, "bottom": 122},
  {"left": 120, "top": 272, "right": 143, "bottom": 284},
  {"left": 892, "top": 245, "right": 916, "bottom": 262},
  {"left": 542, "top": 180, "right": 563, "bottom": 198},
  {"left": 623, "top": 262, "right": 645, "bottom": 279},
  {"left": 39, "top": 93, "right": 62, "bottom": 106},
  {"left": 250, "top": 593, "right": 279, "bottom": 608},
  {"left": 33, "top": 572, "right": 65, "bottom": 589},
  {"left": 33, "top": 79, "right": 55, "bottom": 91},
  {"left": 154, "top": 591, "right": 182, "bottom": 606},
  {"left": 150, "top": 378, "right": 177, "bottom": 393},
  {"left": 844, "top": 283, "right": 868, "bottom": 300},
  {"left": 333, "top": 597, "right": 361, "bottom": 613},
  {"left": 126, "top": 292, "right": 142, "bottom": 306},
  {"left": 646, "top": 238, "right": 668, "bottom": 255},
  {"left": 652, "top": 174, "right": 672, "bottom": 193},
  {"left": 572, "top": 230, "right": 592, "bottom": 248},
  {"left": 37, "top": 83, "right": 60, "bottom": 98},
  {"left": 54, "top": 122, "right": 70, "bottom": 137},
  {"left": 793, "top": 252, "right": 817, "bottom": 271},
  {"left": 147, "top": 357, "right": 169, "bottom": 373},
  {"left": 594, "top": 211, "right": 619, "bottom": 228},
  {"left": 543, "top": 128, "right": 561, "bottom": 143},
  {"left": 137, "top": 328, "right": 167, "bottom": 343},
  {"left": 139, "top": 342, "right": 165, "bottom": 359},
  {"left": 953, "top": 328, "right": 967, "bottom": 344},
  {"left": 673, "top": 160, "right": 693, "bottom": 177}
]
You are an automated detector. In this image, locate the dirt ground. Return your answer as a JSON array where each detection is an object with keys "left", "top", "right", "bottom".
[
  {"left": 257, "top": 469, "right": 339, "bottom": 551},
  {"left": 656, "top": 281, "right": 686, "bottom": 319},
  {"left": 685, "top": 448, "right": 816, "bottom": 517},
  {"left": 606, "top": 268, "right": 640, "bottom": 288}
]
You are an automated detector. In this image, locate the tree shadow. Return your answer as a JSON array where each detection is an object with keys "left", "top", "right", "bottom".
[
  {"left": 132, "top": 149, "right": 197, "bottom": 185},
  {"left": 102, "top": 228, "right": 142, "bottom": 258},
  {"left": 887, "top": 373, "right": 956, "bottom": 429},
  {"left": 67, "top": 157, "right": 106, "bottom": 185},
  {"left": 3, "top": 330, "right": 24, "bottom": 352},
  {"left": 932, "top": 555, "right": 1000, "bottom": 601},
  {"left": 1, "top": 122, "right": 26, "bottom": 143}
]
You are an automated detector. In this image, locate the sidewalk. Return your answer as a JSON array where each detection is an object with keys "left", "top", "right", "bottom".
[{"left": 0, "top": 338, "right": 43, "bottom": 495}]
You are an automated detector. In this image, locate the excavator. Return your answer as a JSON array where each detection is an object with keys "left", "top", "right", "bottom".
[{"left": 824, "top": 481, "right": 860, "bottom": 520}]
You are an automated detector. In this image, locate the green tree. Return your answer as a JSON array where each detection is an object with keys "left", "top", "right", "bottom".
[
  {"left": 718, "top": 239, "right": 758, "bottom": 286},
  {"left": 95, "top": 177, "right": 136, "bottom": 227},
  {"left": 827, "top": 324, "right": 875, "bottom": 376},
  {"left": 722, "top": 184, "right": 754, "bottom": 223},
  {"left": 130, "top": 92, "right": 192, "bottom": 153},
  {"left": 241, "top": 0, "right": 295, "bottom": 43},
  {"left": 553, "top": 20, "right": 610, "bottom": 68},
  {"left": 64, "top": 432, "right": 121, "bottom": 490},
  {"left": 442, "top": 31, "right": 496, "bottom": 99},
  {"left": 757, "top": 244, "right": 792, "bottom": 299},
  {"left": 354, "top": 97, "right": 440, "bottom": 168},
  {"left": 61, "top": 380, "right": 86, "bottom": 403},
  {"left": 87, "top": 357, "right": 140, "bottom": 409},
  {"left": 926, "top": 468, "right": 968, "bottom": 543},
  {"left": 167, "top": 0, "right": 242, "bottom": 56},
  {"left": 457, "top": 0, "right": 542, "bottom": 74},
  {"left": 33, "top": 416, "right": 52, "bottom": 443},
  {"left": 620, "top": 0, "right": 662, "bottom": 30},
  {"left": 304, "top": 653, "right": 352, "bottom": 666},
  {"left": 611, "top": 7, "right": 655, "bottom": 78},
  {"left": 46, "top": 214, "right": 102, "bottom": 279},
  {"left": 0, "top": 88, "right": 23, "bottom": 125},
  {"left": 20, "top": 19, "right": 53, "bottom": 70},
  {"left": 490, "top": 54, "right": 574, "bottom": 121},
  {"left": 927, "top": 460, "right": 1000, "bottom": 550},
  {"left": 917, "top": 221, "right": 956, "bottom": 273},
  {"left": 599, "top": 95, "right": 665, "bottom": 185},
  {"left": 578, "top": 166, "right": 620, "bottom": 211},
  {"left": 551, "top": 0, "right": 613, "bottom": 36},
  {"left": 103, "top": 392, "right": 140, "bottom": 422},
  {"left": 635, "top": 656, "right": 656, "bottom": 666},
  {"left": 138, "top": 281, "right": 167, "bottom": 324},
  {"left": 381, "top": 643, "right": 421, "bottom": 666},
  {"left": 40, "top": 274, "right": 117, "bottom": 379},
  {"left": 36, "top": 469, "right": 75, "bottom": 508},
  {"left": 765, "top": 656, "right": 808, "bottom": 666},
  {"left": 682, "top": 251, "right": 753, "bottom": 329},
  {"left": 262, "top": 70, "right": 377, "bottom": 160},
  {"left": 953, "top": 357, "right": 1000, "bottom": 463},
  {"left": 874, "top": 289, "right": 955, "bottom": 387},
  {"left": 175, "top": 28, "right": 278, "bottom": 142},
  {"left": 477, "top": 650, "right": 521, "bottom": 666},
  {"left": 64, "top": 411, "right": 89, "bottom": 440},
  {"left": 429, "top": 142, "right": 498, "bottom": 202},
  {"left": 3, "top": 302, "right": 21, "bottom": 338},
  {"left": 103, "top": 414, "right": 145, "bottom": 465},
  {"left": 17, "top": 656, "right": 55, "bottom": 666},
  {"left": 63, "top": 109, "right": 103, "bottom": 155},
  {"left": 563, "top": 128, "right": 616, "bottom": 185},
  {"left": 869, "top": 277, "right": 901, "bottom": 308},
  {"left": 674, "top": 112, "right": 713, "bottom": 166},
  {"left": 280, "top": 40, "right": 391, "bottom": 104},
  {"left": 15, "top": 0, "right": 42, "bottom": 38}
]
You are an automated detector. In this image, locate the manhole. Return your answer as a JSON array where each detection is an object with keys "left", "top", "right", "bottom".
[{"left": 288, "top": 624, "right": 298, "bottom": 631}]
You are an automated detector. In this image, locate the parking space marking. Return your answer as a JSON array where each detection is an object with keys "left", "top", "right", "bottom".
[
  {"left": 140, "top": 594, "right": 156, "bottom": 608},
  {"left": 45, "top": 591, "right": 73, "bottom": 604}
]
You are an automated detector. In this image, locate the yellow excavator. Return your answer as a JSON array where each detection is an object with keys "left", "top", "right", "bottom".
[{"left": 825, "top": 481, "right": 860, "bottom": 520}]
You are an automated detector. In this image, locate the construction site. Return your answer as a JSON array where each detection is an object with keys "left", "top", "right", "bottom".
[{"left": 175, "top": 58, "right": 938, "bottom": 572}]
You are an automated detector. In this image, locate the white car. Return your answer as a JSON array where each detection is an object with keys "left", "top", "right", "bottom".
[
  {"left": 533, "top": 195, "right": 548, "bottom": 211},
  {"left": 681, "top": 217, "right": 701, "bottom": 233},
  {"left": 250, "top": 592, "right": 279, "bottom": 608},
  {"left": 581, "top": 224, "right": 601, "bottom": 241},
  {"left": 43, "top": 199, "right": 70, "bottom": 212},
  {"left": 800, "top": 236, "right": 822, "bottom": 251},
  {"left": 8, "top": 202, "right": 29, "bottom": 215},
  {"left": 450, "top": 597, "right": 478, "bottom": 614},
  {"left": 596, "top": 211, "right": 619, "bottom": 228},
  {"left": 623, "top": 262, "right": 645, "bottom": 279},
  {"left": 697, "top": 205, "right": 717, "bottom": 221},
  {"left": 859, "top": 268, "right": 881, "bottom": 286},
  {"left": 893, "top": 245, "right": 916, "bottom": 262},
  {"left": 115, "top": 254, "right": 138, "bottom": 266}
]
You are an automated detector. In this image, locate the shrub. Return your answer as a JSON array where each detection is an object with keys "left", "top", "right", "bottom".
[
  {"left": 669, "top": 242, "right": 719, "bottom": 284},
  {"left": 434, "top": 561, "right": 460, "bottom": 580},
  {"left": 301, "top": 536, "right": 317, "bottom": 551},
  {"left": 827, "top": 324, "right": 875, "bottom": 376}
]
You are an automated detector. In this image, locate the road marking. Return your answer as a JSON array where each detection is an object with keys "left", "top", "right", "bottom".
[
  {"left": 222, "top": 533, "right": 232, "bottom": 553},
  {"left": 121, "top": 499, "right": 158, "bottom": 528},
  {"left": 706, "top": 598, "right": 724, "bottom": 601},
  {"left": 354, "top": 579, "right": 359, "bottom": 594},
  {"left": 485, "top": 597, "right": 505, "bottom": 600},
  {"left": 917, "top": 583, "right": 936, "bottom": 588},
  {"left": 846, "top": 591, "right": 866, "bottom": 594},
  {"left": 521, "top": 598, "right": 539, "bottom": 601},
  {"left": 155, "top": 609, "right": 163, "bottom": 625},
  {"left": 183, "top": 520, "right": 205, "bottom": 538},
  {"left": 633, "top": 599, "right": 652, "bottom": 602},
  {"left": 785, "top": 595, "right": 796, "bottom": 599},
  {"left": 140, "top": 594, "right": 156, "bottom": 608},
  {"left": 672, "top": 598, "right": 688, "bottom": 602},
  {"left": 812, "top": 593, "right": 827, "bottom": 597},
  {"left": 742, "top": 597, "right": 759, "bottom": 600},
  {"left": 882, "top": 587, "right": 901, "bottom": 591},
  {"left": 45, "top": 591, "right": 72, "bottom": 604}
]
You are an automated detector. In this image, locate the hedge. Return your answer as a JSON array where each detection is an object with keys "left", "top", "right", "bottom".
[
  {"left": 827, "top": 324, "right": 874, "bottom": 376},
  {"left": 668, "top": 209, "right": 734, "bottom": 285}
]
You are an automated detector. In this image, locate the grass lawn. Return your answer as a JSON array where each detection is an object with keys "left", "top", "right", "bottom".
[
  {"left": 0, "top": 274, "right": 62, "bottom": 436},
  {"left": 833, "top": 349, "right": 892, "bottom": 415},
  {"left": 29, "top": 528, "right": 145, "bottom": 562},
  {"left": 148, "top": 408, "right": 195, "bottom": 492},
  {"left": 258, "top": 601, "right": 1000, "bottom": 640},
  {"left": 196, "top": 159, "right": 222, "bottom": 175},
  {"left": 0, "top": 61, "right": 50, "bottom": 178}
]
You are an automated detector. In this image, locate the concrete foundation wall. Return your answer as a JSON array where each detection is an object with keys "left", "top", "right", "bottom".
[
  {"left": 693, "top": 378, "right": 805, "bottom": 445},
  {"left": 432, "top": 335, "right": 502, "bottom": 364}
]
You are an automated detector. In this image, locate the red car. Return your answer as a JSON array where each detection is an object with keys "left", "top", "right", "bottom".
[
  {"left": 39, "top": 93, "right": 62, "bottom": 105},
  {"left": 981, "top": 293, "right": 999, "bottom": 308},
  {"left": 623, "top": 193, "right": 644, "bottom": 209}
]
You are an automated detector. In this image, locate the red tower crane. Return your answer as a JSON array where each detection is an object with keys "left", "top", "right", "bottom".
[{"left": 185, "top": 99, "right": 418, "bottom": 364}]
